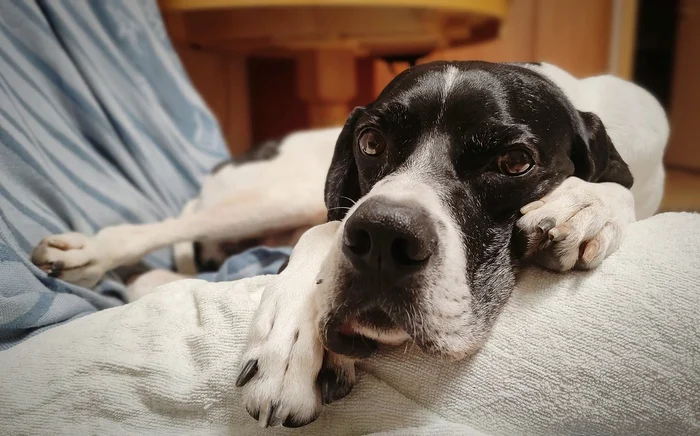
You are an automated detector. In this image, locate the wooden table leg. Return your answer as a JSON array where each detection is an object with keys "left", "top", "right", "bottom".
[
  {"left": 225, "top": 55, "right": 252, "bottom": 154},
  {"left": 296, "top": 49, "right": 357, "bottom": 127}
]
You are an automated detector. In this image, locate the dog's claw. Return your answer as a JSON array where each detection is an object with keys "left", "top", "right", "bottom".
[
  {"left": 319, "top": 373, "right": 335, "bottom": 405},
  {"left": 47, "top": 261, "right": 64, "bottom": 278},
  {"left": 283, "top": 415, "right": 316, "bottom": 428},
  {"left": 536, "top": 218, "right": 556, "bottom": 235},
  {"left": 317, "top": 365, "right": 353, "bottom": 405},
  {"left": 246, "top": 406, "right": 260, "bottom": 421},
  {"left": 581, "top": 239, "right": 600, "bottom": 264},
  {"left": 236, "top": 359, "right": 258, "bottom": 387},
  {"left": 548, "top": 225, "right": 569, "bottom": 242}
]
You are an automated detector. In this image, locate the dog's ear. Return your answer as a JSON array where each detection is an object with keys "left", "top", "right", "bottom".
[
  {"left": 325, "top": 107, "right": 364, "bottom": 221},
  {"left": 572, "top": 111, "right": 634, "bottom": 188}
]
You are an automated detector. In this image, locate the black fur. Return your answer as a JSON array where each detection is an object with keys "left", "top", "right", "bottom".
[{"left": 321, "top": 61, "right": 633, "bottom": 356}]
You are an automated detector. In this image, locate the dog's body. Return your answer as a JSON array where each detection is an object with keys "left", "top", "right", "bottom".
[
  {"left": 31, "top": 127, "right": 338, "bottom": 297},
  {"left": 31, "top": 62, "right": 667, "bottom": 427},
  {"left": 233, "top": 62, "right": 668, "bottom": 428}
]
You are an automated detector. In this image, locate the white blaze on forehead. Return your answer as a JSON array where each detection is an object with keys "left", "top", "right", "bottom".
[
  {"left": 438, "top": 65, "right": 462, "bottom": 121},
  {"left": 342, "top": 132, "right": 450, "bottom": 223},
  {"left": 403, "top": 130, "right": 454, "bottom": 178},
  {"left": 397, "top": 65, "right": 463, "bottom": 107},
  {"left": 442, "top": 65, "right": 461, "bottom": 103},
  {"left": 397, "top": 65, "right": 513, "bottom": 124}
]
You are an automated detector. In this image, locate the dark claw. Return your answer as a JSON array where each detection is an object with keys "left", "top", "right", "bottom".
[
  {"left": 235, "top": 359, "right": 258, "bottom": 387},
  {"left": 47, "top": 261, "right": 64, "bottom": 278},
  {"left": 246, "top": 407, "right": 260, "bottom": 421},
  {"left": 317, "top": 367, "right": 353, "bottom": 405},
  {"left": 319, "top": 377, "right": 336, "bottom": 406},
  {"left": 536, "top": 218, "right": 556, "bottom": 235},
  {"left": 283, "top": 413, "right": 318, "bottom": 428}
]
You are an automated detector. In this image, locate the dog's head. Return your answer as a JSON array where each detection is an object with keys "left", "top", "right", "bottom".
[{"left": 316, "top": 61, "right": 632, "bottom": 360}]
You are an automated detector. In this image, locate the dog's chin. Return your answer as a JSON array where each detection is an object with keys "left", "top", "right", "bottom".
[{"left": 321, "top": 307, "right": 412, "bottom": 359}]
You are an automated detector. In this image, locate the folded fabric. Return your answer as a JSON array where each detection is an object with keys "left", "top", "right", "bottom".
[{"left": 1, "top": 212, "right": 698, "bottom": 435}]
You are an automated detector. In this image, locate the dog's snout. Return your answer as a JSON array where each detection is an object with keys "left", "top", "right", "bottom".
[{"left": 343, "top": 197, "right": 437, "bottom": 280}]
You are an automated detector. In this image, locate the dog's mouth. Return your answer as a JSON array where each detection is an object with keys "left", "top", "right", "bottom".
[{"left": 322, "top": 307, "right": 411, "bottom": 358}]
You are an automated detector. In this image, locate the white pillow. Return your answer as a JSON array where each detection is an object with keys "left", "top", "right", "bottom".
[{"left": 1, "top": 213, "right": 698, "bottom": 436}]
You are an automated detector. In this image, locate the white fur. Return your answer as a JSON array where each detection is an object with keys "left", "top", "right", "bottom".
[
  {"left": 239, "top": 64, "right": 669, "bottom": 423},
  {"left": 518, "top": 177, "right": 636, "bottom": 270},
  {"left": 31, "top": 127, "right": 341, "bottom": 292},
  {"left": 239, "top": 222, "right": 340, "bottom": 427},
  {"left": 441, "top": 65, "right": 460, "bottom": 103},
  {"left": 125, "top": 269, "right": 187, "bottom": 302}
]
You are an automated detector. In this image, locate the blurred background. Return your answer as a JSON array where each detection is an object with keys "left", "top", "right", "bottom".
[{"left": 158, "top": 0, "right": 698, "bottom": 213}]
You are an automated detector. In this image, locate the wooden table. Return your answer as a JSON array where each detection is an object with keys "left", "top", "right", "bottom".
[{"left": 159, "top": 0, "right": 507, "bottom": 148}]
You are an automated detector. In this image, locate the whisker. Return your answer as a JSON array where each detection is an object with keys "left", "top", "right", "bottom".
[
  {"left": 402, "top": 305, "right": 419, "bottom": 353},
  {"left": 410, "top": 306, "right": 419, "bottom": 347},
  {"left": 418, "top": 308, "right": 426, "bottom": 347},
  {"left": 331, "top": 297, "right": 349, "bottom": 320},
  {"left": 340, "top": 195, "right": 357, "bottom": 205},
  {"left": 327, "top": 206, "right": 353, "bottom": 214}
]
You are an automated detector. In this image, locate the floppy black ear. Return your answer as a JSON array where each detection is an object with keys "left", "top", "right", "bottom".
[
  {"left": 324, "top": 107, "right": 364, "bottom": 221},
  {"left": 572, "top": 111, "right": 634, "bottom": 188}
]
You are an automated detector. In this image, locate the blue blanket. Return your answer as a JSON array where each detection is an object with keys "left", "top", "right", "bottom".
[{"left": 0, "top": 0, "right": 289, "bottom": 350}]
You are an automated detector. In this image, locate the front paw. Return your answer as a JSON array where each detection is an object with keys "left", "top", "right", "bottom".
[
  {"left": 516, "top": 177, "right": 635, "bottom": 271},
  {"left": 317, "top": 351, "right": 355, "bottom": 406},
  {"left": 237, "top": 279, "right": 355, "bottom": 428}
]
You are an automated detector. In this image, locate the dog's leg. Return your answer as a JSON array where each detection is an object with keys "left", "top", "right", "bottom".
[
  {"left": 31, "top": 187, "right": 326, "bottom": 288},
  {"left": 125, "top": 269, "right": 189, "bottom": 302},
  {"left": 172, "top": 198, "right": 201, "bottom": 275},
  {"left": 31, "top": 223, "right": 193, "bottom": 289},
  {"left": 236, "top": 221, "right": 356, "bottom": 428},
  {"left": 516, "top": 176, "right": 636, "bottom": 271},
  {"left": 533, "top": 64, "right": 669, "bottom": 219}
]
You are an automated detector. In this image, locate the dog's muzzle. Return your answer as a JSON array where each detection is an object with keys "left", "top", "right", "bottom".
[{"left": 322, "top": 196, "right": 438, "bottom": 358}]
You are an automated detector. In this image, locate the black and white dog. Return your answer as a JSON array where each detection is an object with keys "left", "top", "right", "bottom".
[
  {"left": 31, "top": 61, "right": 667, "bottom": 427},
  {"left": 234, "top": 61, "right": 667, "bottom": 428}
]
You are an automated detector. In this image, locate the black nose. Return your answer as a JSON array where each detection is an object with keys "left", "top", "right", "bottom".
[{"left": 342, "top": 196, "right": 437, "bottom": 281}]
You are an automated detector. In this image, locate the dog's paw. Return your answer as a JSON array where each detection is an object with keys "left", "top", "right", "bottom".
[
  {"left": 317, "top": 351, "right": 356, "bottom": 406},
  {"left": 31, "top": 232, "right": 108, "bottom": 288},
  {"left": 237, "top": 278, "right": 355, "bottom": 428},
  {"left": 516, "top": 177, "right": 636, "bottom": 271}
]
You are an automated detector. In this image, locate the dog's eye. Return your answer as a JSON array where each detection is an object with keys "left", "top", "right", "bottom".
[
  {"left": 358, "top": 129, "right": 386, "bottom": 157},
  {"left": 497, "top": 149, "right": 534, "bottom": 176}
]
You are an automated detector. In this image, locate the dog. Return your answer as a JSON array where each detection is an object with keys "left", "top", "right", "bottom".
[
  {"left": 232, "top": 61, "right": 667, "bottom": 428},
  {"left": 31, "top": 61, "right": 667, "bottom": 427}
]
